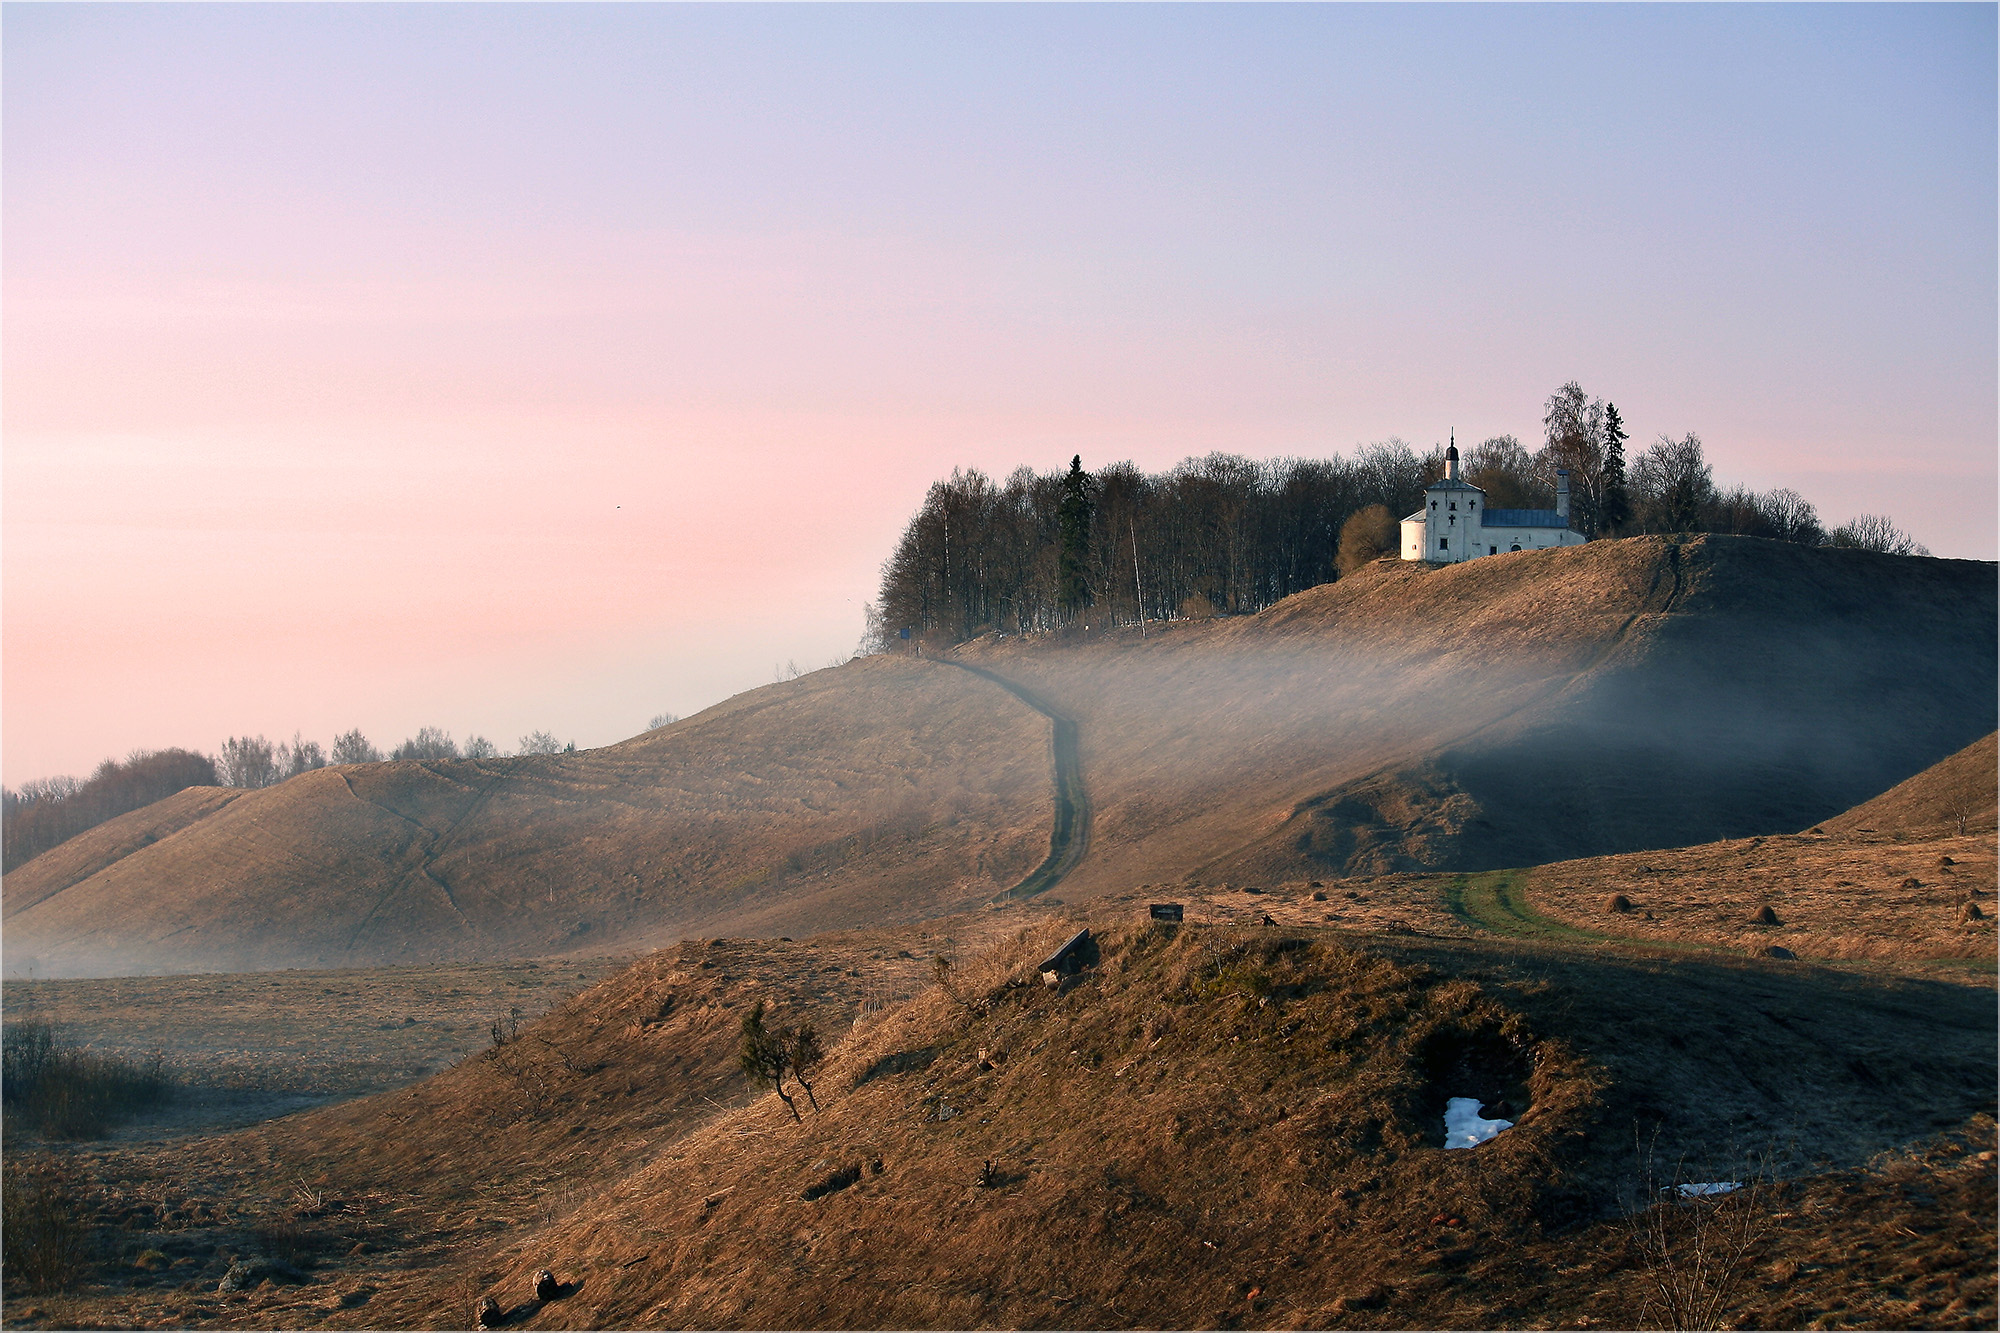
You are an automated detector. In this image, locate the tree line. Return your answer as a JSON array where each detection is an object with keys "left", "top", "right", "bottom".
[
  {"left": 2, "top": 725, "right": 584, "bottom": 872},
  {"left": 869, "top": 381, "right": 1930, "bottom": 649}
]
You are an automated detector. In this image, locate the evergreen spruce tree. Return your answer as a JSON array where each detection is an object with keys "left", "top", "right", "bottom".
[
  {"left": 1598, "top": 403, "right": 1631, "bottom": 536},
  {"left": 1057, "top": 455, "right": 1094, "bottom": 619}
]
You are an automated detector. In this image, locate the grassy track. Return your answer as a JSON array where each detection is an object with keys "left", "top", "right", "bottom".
[{"left": 1447, "top": 870, "right": 1607, "bottom": 943}]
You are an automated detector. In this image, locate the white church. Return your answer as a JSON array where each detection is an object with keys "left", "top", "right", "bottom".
[{"left": 1400, "top": 439, "right": 1586, "bottom": 563}]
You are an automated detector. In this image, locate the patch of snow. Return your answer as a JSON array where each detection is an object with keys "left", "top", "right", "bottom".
[
  {"left": 1442, "top": 1097, "right": 1512, "bottom": 1149},
  {"left": 1671, "top": 1181, "right": 1742, "bottom": 1198}
]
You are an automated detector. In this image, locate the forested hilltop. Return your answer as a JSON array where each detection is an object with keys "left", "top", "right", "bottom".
[{"left": 872, "top": 382, "right": 1928, "bottom": 647}]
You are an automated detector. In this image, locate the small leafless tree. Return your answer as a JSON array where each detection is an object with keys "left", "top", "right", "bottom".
[
  {"left": 1628, "top": 1135, "right": 1769, "bottom": 1330},
  {"left": 784, "top": 1023, "right": 826, "bottom": 1112},
  {"left": 517, "top": 730, "right": 567, "bottom": 756},
  {"left": 1827, "top": 513, "right": 1929, "bottom": 557}
]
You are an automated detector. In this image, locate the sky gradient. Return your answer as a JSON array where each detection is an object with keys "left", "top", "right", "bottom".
[{"left": 6, "top": 2, "right": 1995, "bottom": 785}]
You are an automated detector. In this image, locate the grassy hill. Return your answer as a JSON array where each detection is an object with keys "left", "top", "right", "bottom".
[
  {"left": 1823, "top": 731, "right": 1998, "bottom": 837},
  {"left": 5, "top": 534, "right": 1991, "bottom": 980},
  {"left": 953, "top": 534, "right": 1995, "bottom": 892},
  {"left": 2, "top": 659, "right": 1054, "bottom": 978},
  {"left": 10, "top": 892, "right": 1988, "bottom": 1331}
]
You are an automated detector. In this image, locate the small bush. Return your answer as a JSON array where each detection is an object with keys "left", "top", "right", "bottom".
[
  {"left": 1, "top": 1022, "right": 171, "bottom": 1139},
  {"left": 1, "top": 1157, "right": 92, "bottom": 1294}
]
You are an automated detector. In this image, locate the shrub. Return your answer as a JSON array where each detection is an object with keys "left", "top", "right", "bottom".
[
  {"left": 1, "top": 1022, "right": 171, "bottom": 1139},
  {"left": 1, "top": 1157, "right": 92, "bottom": 1294}
]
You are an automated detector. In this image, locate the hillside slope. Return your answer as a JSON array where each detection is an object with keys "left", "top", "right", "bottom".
[
  {"left": 6, "top": 535, "right": 1990, "bottom": 980},
  {"left": 952, "top": 534, "right": 1995, "bottom": 892},
  {"left": 1822, "top": 731, "right": 1997, "bottom": 836},
  {"left": 65, "top": 910, "right": 1983, "bottom": 1332},
  {"left": 3, "top": 658, "right": 1054, "bottom": 977}
]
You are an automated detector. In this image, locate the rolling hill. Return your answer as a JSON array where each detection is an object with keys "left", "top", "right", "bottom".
[
  {"left": 4, "top": 534, "right": 1992, "bottom": 979},
  {"left": 951, "top": 534, "right": 1996, "bottom": 892},
  {"left": 2, "top": 658, "right": 1055, "bottom": 977},
  {"left": 16, "top": 900, "right": 1989, "bottom": 1331},
  {"left": 1822, "top": 730, "right": 1998, "bottom": 837}
]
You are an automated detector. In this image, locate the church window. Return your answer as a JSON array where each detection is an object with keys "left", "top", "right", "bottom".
[
  {"left": 1439, "top": 537, "right": 1449, "bottom": 551},
  {"left": 1510, "top": 544, "right": 1521, "bottom": 552},
  {"left": 1449, "top": 501, "right": 1456, "bottom": 511},
  {"left": 1489, "top": 545, "right": 1497, "bottom": 554}
]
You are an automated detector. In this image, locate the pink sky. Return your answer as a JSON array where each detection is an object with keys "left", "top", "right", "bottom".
[{"left": 6, "top": 5, "right": 1994, "bottom": 785}]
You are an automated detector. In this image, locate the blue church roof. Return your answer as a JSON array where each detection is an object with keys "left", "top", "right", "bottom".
[{"left": 1482, "top": 508, "right": 1569, "bottom": 528}]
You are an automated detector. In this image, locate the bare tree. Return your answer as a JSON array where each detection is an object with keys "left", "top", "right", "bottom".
[
  {"left": 1540, "top": 382, "right": 1606, "bottom": 531},
  {"left": 647, "top": 713, "right": 679, "bottom": 731},
  {"left": 392, "top": 727, "right": 459, "bottom": 761},
  {"left": 217, "top": 736, "right": 279, "bottom": 789},
  {"left": 462, "top": 736, "right": 499, "bottom": 759},
  {"left": 1632, "top": 433, "right": 1715, "bottom": 533},
  {"left": 1828, "top": 513, "right": 1930, "bottom": 556},
  {"left": 277, "top": 733, "right": 326, "bottom": 779},
  {"left": 1760, "top": 488, "right": 1824, "bottom": 545},
  {"left": 517, "top": 730, "right": 567, "bottom": 756},
  {"left": 329, "top": 729, "right": 382, "bottom": 764},
  {"left": 1464, "top": 435, "right": 1539, "bottom": 510}
]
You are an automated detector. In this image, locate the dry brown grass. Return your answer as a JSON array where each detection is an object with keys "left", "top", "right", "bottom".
[
  {"left": 14, "top": 837, "right": 1986, "bottom": 1328},
  {"left": 954, "top": 535, "right": 1995, "bottom": 894},
  {"left": 1824, "top": 732, "right": 1998, "bottom": 839},
  {"left": 1526, "top": 831, "right": 1998, "bottom": 971},
  {"left": 3, "top": 896, "right": 1991, "bottom": 1330},
  {"left": 9, "top": 539, "right": 1992, "bottom": 987},
  {"left": 4, "top": 657, "right": 1054, "bottom": 977}
]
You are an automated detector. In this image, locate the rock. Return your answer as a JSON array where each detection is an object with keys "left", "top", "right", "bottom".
[
  {"left": 1900, "top": 876, "right": 1923, "bottom": 891},
  {"left": 1938, "top": 855, "right": 1957, "bottom": 867},
  {"left": 1603, "top": 893, "right": 1634, "bottom": 914},
  {"left": 1763, "top": 945, "right": 1796, "bottom": 959},
  {"left": 1753, "top": 905, "right": 1781, "bottom": 925},
  {"left": 475, "top": 1294, "right": 503, "bottom": 1327},
  {"left": 533, "top": 1270, "right": 559, "bottom": 1301},
  {"left": 1311, "top": 891, "right": 1327, "bottom": 902},
  {"left": 217, "top": 1258, "right": 305, "bottom": 1293}
]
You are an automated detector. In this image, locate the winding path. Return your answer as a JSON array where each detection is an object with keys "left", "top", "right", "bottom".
[{"left": 930, "top": 657, "right": 1092, "bottom": 901}]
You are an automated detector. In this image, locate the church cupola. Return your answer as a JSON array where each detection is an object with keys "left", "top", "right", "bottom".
[{"left": 1444, "top": 431, "right": 1460, "bottom": 482}]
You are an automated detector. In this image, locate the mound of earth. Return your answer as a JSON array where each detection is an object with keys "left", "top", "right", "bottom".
[
  {"left": 952, "top": 534, "right": 1995, "bottom": 891},
  {"left": 6, "top": 900, "right": 1992, "bottom": 1331},
  {"left": 2, "top": 659, "right": 1054, "bottom": 977},
  {"left": 1822, "top": 731, "right": 1998, "bottom": 837}
]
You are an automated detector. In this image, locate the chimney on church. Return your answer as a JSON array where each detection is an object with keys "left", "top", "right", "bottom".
[
  {"left": 1556, "top": 468, "right": 1572, "bottom": 521},
  {"left": 1444, "top": 431, "right": 1459, "bottom": 482}
]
